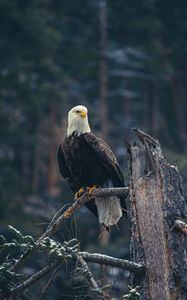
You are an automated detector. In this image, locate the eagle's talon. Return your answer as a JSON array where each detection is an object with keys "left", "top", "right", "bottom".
[
  {"left": 86, "top": 185, "right": 97, "bottom": 194},
  {"left": 74, "top": 187, "right": 85, "bottom": 200}
]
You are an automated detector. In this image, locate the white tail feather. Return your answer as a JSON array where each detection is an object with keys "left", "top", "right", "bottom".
[{"left": 95, "top": 197, "right": 122, "bottom": 226}]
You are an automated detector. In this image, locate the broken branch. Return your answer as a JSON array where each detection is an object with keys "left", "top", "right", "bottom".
[
  {"left": 3, "top": 259, "right": 63, "bottom": 298},
  {"left": 79, "top": 252, "right": 145, "bottom": 275},
  {"left": 77, "top": 255, "right": 104, "bottom": 297}
]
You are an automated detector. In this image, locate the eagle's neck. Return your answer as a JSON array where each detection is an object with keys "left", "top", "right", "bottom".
[{"left": 67, "top": 118, "right": 91, "bottom": 137}]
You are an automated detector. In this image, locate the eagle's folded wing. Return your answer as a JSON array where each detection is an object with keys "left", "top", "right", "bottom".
[{"left": 81, "top": 133, "right": 124, "bottom": 187}]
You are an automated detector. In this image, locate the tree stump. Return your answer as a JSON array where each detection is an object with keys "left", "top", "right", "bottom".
[{"left": 128, "top": 129, "right": 187, "bottom": 300}]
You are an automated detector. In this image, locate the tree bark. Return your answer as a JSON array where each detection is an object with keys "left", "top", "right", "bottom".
[
  {"left": 128, "top": 128, "right": 187, "bottom": 300},
  {"left": 99, "top": 0, "right": 108, "bottom": 140}
]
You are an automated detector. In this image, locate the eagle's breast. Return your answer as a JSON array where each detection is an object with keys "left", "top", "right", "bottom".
[{"left": 63, "top": 133, "right": 109, "bottom": 191}]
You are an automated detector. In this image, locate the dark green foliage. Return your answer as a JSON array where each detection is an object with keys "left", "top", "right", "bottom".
[
  {"left": 0, "top": 225, "right": 81, "bottom": 298},
  {"left": 123, "top": 285, "right": 140, "bottom": 300}
]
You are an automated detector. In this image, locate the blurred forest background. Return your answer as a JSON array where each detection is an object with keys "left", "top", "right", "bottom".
[{"left": 0, "top": 0, "right": 187, "bottom": 299}]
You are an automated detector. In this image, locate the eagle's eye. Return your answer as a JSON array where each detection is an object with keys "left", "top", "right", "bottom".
[{"left": 75, "top": 110, "right": 80, "bottom": 113}]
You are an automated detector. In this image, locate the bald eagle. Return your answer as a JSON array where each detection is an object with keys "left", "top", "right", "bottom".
[{"left": 58, "top": 105, "right": 126, "bottom": 227}]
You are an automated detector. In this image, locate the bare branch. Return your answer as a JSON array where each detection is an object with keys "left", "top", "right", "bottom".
[
  {"left": 92, "top": 187, "right": 129, "bottom": 198},
  {"left": 10, "top": 246, "right": 34, "bottom": 272},
  {"left": 79, "top": 252, "right": 145, "bottom": 275},
  {"left": 39, "top": 264, "right": 62, "bottom": 299},
  {"left": 3, "top": 260, "right": 63, "bottom": 298},
  {"left": 6, "top": 247, "right": 144, "bottom": 298},
  {"left": 77, "top": 255, "right": 104, "bottom": 298},
  {"left": 39, "top": 187, "right": 129, "bottom": 241},
  {"left": 38, "top": 193, "right": 92, "bottom": 241}
]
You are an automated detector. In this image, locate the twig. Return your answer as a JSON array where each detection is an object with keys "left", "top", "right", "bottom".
[
  {"left": 77, "top": 255, "right": 104, "bottom": 298},
  {"left": 79, "top": 252, "right": 145, "bottom": 275},
  {"left": 2, "top": 260, "right": 63, "bottom": 298},
  {"left": 10, "top": 246, "right": 34, "bottom": 272},
  {"left": 174, "top": 220, "right": 187, "bottom": 235},
  {"left": 39, "top": 264, "right": 62, "bottom": 299},
  {"left": 38, "top": 193, "right": 92, "bottom": 241},
  {"left": 46, "top": 204, "right": 69, "bottom": 230}
]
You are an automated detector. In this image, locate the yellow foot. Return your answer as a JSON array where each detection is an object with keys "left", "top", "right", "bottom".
[
  {"left": 86, "top": 185, "right": 97, "bottom": 194},
  {"left": 74, "top": 187, "right": 85, "bottom": 200}
]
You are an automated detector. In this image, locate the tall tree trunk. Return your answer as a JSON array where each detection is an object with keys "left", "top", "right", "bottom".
[
  {"left": 142, "top": 88, "right": 149, "bottom": 130},
  {"left": 151, "top": 81, "right": 160, "bottom": 138},
  {"left": 123, "top": 79, "right": 132, "bottom": 140},
  {"left": 158, "top": 39, "right": 187, "bottom": 151},
  {"left": 33, "top": 121, "right": 43, "bottom": 193},
  {"left": 99, "top": 0, "right": 108, "bottom": 140},
  {"left": 128, "top": 129, "right": 187, "bottom": 300},
  {"left": 98, "top": 0, "right": 110, "bottom": 248},
  {"left": 22, "top": 139, "right": 30, "bottom": 188},
  {"left": 170, "top": 77, "right": 187, "bottom": 152},
  {"left": 47, "top": 107, "right": 59, "bottom": 196}
]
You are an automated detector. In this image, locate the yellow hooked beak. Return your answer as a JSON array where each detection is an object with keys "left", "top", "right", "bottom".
[{"left": 80, "top": 111, "right": 87, "bottom": 118}]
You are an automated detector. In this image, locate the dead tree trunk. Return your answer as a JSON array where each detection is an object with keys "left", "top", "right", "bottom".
[{"left": 128, "top": 129, "right": 187, "bottom": 300}]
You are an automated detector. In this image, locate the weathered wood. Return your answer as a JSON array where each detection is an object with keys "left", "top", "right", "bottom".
[
  {"left": 79, "top": 252, "right": 144, "bottom": 274},
  {"left": 128, "top": 129, "right": 187, "bottom": 300}
]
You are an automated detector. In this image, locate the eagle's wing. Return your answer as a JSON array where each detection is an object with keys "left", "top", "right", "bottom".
[
  {"left": 81, "top": 133, "right": 124, "bottom": 186},
  {"left": 81, "top": 133, "right": 126, "bottom": 216},
  {"left": 58, "top": 143, "right": 77, "bottom": 193},
  {"left": 57, "top": 143, "right": 70, "bottom": 179}
]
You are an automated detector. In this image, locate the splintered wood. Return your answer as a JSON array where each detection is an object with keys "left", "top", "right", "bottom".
[{"left": 128, "top": 129, "right": 187, "bottom": 300}]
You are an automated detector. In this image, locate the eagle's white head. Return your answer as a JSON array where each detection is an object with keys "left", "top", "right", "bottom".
[{"left": 67, "top": 105, "right": 91, "bottom": 136}]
